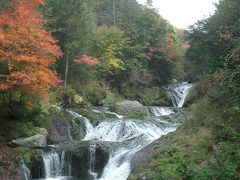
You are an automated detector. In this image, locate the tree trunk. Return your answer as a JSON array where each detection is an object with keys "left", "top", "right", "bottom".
[
  {"left": 237, "top": 0, "right": 240, "bottom": 17},
  {"left": 64, "top": 0, "right": 73, "bottom": 87},
  {"left": 113, "top": 0, "right": 116, "bottom": 26},
  {"left": 64, "top": 47, "right": 69, "bottom": 87}
]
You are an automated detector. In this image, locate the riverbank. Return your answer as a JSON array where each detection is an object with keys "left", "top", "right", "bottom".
[{"left": 129, "top": 83, "right": 240, "bottom": 179}]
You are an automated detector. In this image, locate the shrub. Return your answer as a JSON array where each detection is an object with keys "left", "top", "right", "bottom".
[
  {"left": 86, "top": 81, "right": 107, "bottom": 106},
  {"left": 16, "top": 122, "right": 36, "bottom": 138},
  {"left": 55, "top": 86, "right": 84, "bottom": 108},
  {"left": 145, "top": 154, "right": 195, "bottom": 180},
  {"left": 103, "top": 90, "right": 123, "bottom": 110},
  {"left": 16, "top": 147, "right": 32, "bottom": 164}
]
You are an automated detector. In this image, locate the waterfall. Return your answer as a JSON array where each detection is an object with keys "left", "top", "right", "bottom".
[
  {"left": 89, "top": 143, "right": 98, "bottom": 179},
  {"left": 19, "top": 158, "right": 31, "bottom": 180},
  {"left": 148, "top": 107, "right": 174, "bottom": 116},
  {"left": 37, "top": 82, "right": 192, "bottom": 180},
  {"left": 42, "top": 152, "right": 65, "bottom": 178},
  {"left": 167, "top": 82, "right": 193, "bottom": 107},
  {"left": 83, "top": 120, "right": 177, "bottom": 180}
]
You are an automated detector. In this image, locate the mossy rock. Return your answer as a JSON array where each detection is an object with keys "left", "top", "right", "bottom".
[
  {"left": 114, "top": 100, "right": 147, "bottom": 119},
  {"left": 69, "top": 108, "right": 104, "bottom": 124}
]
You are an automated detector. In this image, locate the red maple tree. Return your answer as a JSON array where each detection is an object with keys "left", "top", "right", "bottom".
[{"left": 0, "top": 0, "right": 62, "bottom": 103}]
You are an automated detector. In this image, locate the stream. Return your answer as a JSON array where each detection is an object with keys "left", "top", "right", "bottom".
[{"left": 25, "top": 82, "right": 192, "bottom": 180}]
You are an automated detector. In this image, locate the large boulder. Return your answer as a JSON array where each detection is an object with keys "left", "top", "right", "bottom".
[
  {"left": 10, "top": 128, "right": 48, "bottom": 148},
  {"left": 128, "top": 135, "right": 171, "bottom": 180},
  {"left": 48, "top": 119, "right": 72, "bottom": 144},
  {"left": 48, "top": 110, "right": 90, "bottom": 144},
  {"left": 115, "top": 100, "right": 147, "bottom": 118}
]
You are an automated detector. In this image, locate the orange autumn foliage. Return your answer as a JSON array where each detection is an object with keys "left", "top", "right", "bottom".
[{"left": 0, "top": 0, "right": 62, "bottom": 101}]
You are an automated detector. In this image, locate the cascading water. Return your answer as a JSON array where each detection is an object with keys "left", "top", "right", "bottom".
[
  {"left": 19, "top": 158, "right": 31, "bottom": 180},
  {"left": 89, "top": 143, "right": 98, "bottom": 179},
  {"left": 86, "top": 120, "right": 177, "bottom": 180},
  {"left": 42, "top": 151, "right": 66, "bottom": 178},
  {"left": 167, "top": 82, "right": 193, "bottom": 108},
  {"left": 148, "top": 106, "right": 174, "bottom": 116},
  {"left": 37, "top": 82, "right": 192, "bottom": 180}
]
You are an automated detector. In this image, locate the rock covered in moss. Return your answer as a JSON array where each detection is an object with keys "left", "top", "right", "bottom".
[{"left": 115, "top": 100, "right": 147, "bottom": 118}]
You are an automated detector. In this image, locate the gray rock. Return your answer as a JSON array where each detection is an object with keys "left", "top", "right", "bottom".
[
  {"left": 48, "top": 119, "right": 72, "bottom": 144},
  {"left": 10, "top": 133, "right": 48, "bottom": 148},
  {"left": 48, "top": 110, "right": 90, "bottom": 143},
  {"left": 115, "top": 100, "right": 147, "bottom": 115},
  {"left": 36, "top": 128, "right": 48, "bottom": 135},
  {"left": 171, "top": 79, "right": 179, "bottom": 84},
  {"left": 130, "top": 135, "right": 170, "bottom": 173},
  {"left": 65, "top": 111, "right": 88, "bottom": 141}
]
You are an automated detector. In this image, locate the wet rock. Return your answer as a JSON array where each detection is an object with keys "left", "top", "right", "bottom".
[
  {"left": 48, "top": 110, "right": 89, "bottom": 143},
  {"left": 31, "top": 141, "right": 109, "bottom": 179},
  {"left": 70, "top": 108, "right": 105, "bottom": 125},
  {"left": 67, "top": 114, "right": 87, "bottom": 140},
  {"left": 29, "top": 150, "right": 44, "bottom": 179},
  {"left": 65, "top": 142, "right": 109, "bottom": 178}
]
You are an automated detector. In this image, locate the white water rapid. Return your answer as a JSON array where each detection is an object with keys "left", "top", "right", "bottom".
[
  {"left": 38, "top": 82, "right": 192, "bottom": 180},
  {"left": 87, "top": 120, "right": 177, "bottom": 180}
]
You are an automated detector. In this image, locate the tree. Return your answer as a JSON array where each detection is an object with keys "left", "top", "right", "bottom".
[
  {"left": 93, "top": 26, "right": 126, "bottom": 74},
  {"left": 0, "top": 0, "right": 62, "bottom": 115},
  {"left": 96, "top": 0, "right": 181, "bottom": 86},
  {"left": 43, "top": 0, "right": 96, "bottom": 86},
  {"left": 0, "top": 0, "right": 14, "bottom": 12},
  {"left": 184, "top": 0, "right": 240, "bottom": 80},
  {"left": 146, "top": 0, "right": 153, "bottom": 8}
]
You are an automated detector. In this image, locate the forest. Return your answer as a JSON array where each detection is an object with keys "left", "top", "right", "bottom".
[{"left": 0, "top": 0, "right": 239, "bottom": 179}]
